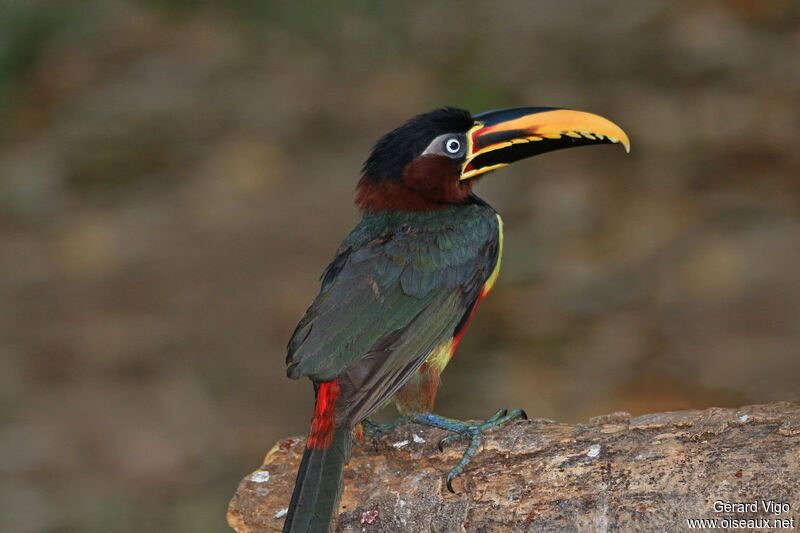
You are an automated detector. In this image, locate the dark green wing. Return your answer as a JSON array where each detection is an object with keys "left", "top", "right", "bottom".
[{"left": 286, "top": 203, "right": 499, "bottom": 423}]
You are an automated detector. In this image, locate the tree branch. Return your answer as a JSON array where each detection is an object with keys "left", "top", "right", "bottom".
[{"left": 228, "top": 402, "right": 800, "bottom": 532}]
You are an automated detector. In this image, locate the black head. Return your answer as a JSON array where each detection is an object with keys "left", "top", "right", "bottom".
[{"left": 362, "top": 107, "right": 473, "bottom": 182}]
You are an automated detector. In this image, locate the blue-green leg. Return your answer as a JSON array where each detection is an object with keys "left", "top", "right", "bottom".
[
  {"left": 412, "top": 408, "right": 527, "bottom": 492},
  {"left": 361, "top": 417, "right": 410, "bottom": 450}
]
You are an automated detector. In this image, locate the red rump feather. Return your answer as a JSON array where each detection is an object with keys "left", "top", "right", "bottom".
[{"left": 307, "top": 380, "right": 340, "bottom": 449}]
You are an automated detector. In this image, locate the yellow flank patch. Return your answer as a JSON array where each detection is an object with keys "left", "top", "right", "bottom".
[
  {"left": 427, "top": 338, "right": 455, "bottom": 374},
  {"left": 483, "top": 215, "right": 503, "bottom": 295}
]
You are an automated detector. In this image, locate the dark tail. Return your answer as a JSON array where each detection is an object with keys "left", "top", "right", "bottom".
[{"left": 282, "top": 428, "right": 353, "bottom": 533}]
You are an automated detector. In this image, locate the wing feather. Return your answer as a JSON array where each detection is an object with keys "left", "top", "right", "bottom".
[{"left": 285, "top": 203, "right": 500, "bottom": 424}]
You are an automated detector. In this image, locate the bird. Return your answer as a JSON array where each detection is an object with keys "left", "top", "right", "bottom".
[{"left": 282, "top": 106, "right": 629, "bottom": 532}]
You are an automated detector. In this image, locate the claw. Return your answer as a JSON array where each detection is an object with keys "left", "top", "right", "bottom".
[
  {"left": 512, "top": 409, "right": 525, "bottom": 419},
  {"left": 446, "top": 472, "right": 456, "bottom": 493}
]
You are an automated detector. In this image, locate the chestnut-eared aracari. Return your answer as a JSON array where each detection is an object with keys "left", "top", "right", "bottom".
[{"left": 282, "top": 106, "right": 629, "bottom": 532}]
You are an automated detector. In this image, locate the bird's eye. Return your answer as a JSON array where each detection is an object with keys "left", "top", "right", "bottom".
[{"left": 445, "top": 138, "right": 461, "bottom": 154}]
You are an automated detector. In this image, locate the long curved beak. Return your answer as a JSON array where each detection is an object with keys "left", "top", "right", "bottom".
[{"left": 460, "top": 107, "right": 630, "bottom": 180}]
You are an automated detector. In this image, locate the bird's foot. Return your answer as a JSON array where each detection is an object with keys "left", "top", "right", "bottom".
[
  {"left": 411, "top": 408, "right": 527, "bottom": 493},
  {"left": 361, "top": 416, "right": 410, "bottom": 450}
]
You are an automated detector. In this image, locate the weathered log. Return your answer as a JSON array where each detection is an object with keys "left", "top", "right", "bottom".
[{"left": 228, "top": 402, "right": 800, "bottom": 532}]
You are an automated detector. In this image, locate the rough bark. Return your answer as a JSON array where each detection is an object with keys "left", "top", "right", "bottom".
[{"left": 228, "top": 402, "right": 800, "bottom": 532}]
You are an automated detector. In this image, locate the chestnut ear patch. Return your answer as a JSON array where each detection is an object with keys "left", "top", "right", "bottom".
[{"left": 356, "top": 154, "right": 474, "bottom": 213}]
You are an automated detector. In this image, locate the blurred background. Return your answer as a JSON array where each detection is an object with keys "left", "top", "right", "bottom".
[{"left": 1, "top": 0, "right": 799, "bottom": 531}]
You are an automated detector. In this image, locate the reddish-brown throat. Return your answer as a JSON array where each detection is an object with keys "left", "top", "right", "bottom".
[{"left": 356, "top": 155, "right": 475, "bottom": 213}]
